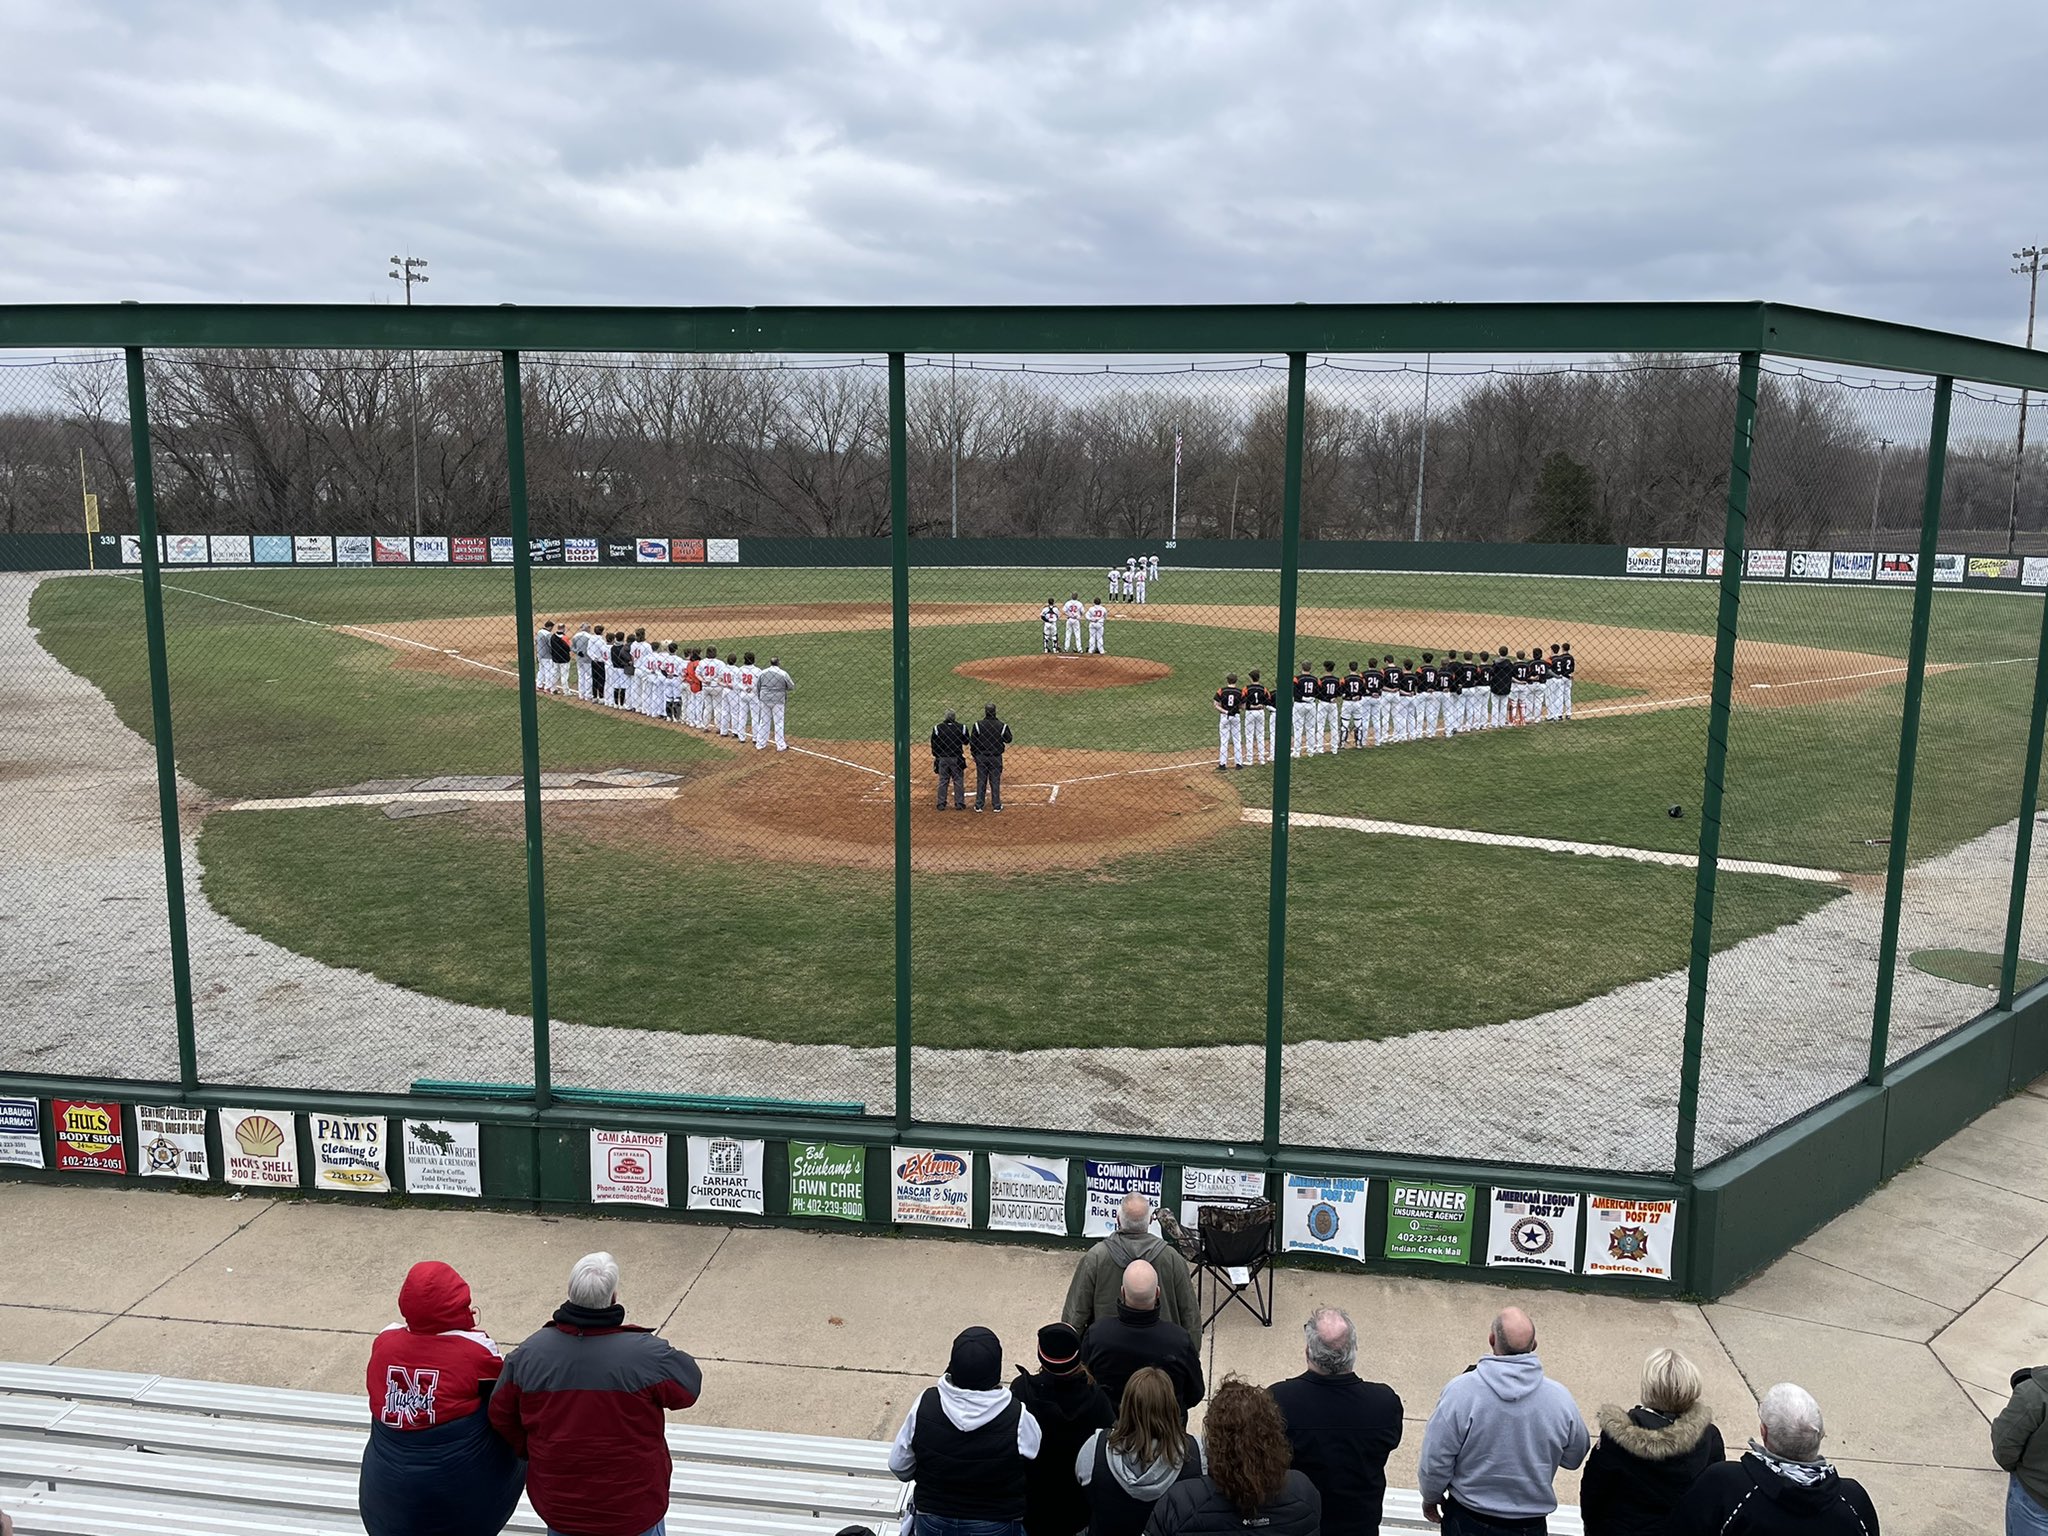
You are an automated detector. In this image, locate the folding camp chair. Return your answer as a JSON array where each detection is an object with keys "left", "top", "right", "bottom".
[{"left": 1183, "top": 1197, "right": 1275, "bottom": 1328}]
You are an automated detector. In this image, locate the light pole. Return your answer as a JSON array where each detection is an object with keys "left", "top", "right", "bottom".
[
  {"left": 1869, "top": 436, "right": 1893, "bottom": 547},
  {"left": 2011, "top": 245, "right": 2041, "bottom": 556},
  {"left": 1413, "top": 352, "right": 1432, "bottom": 541},
  {"left": 387, "top": 254, "right": 429, "bottom": 538},
  {"left": 949, "top": 353, "right": 959, "bottom": 538}
]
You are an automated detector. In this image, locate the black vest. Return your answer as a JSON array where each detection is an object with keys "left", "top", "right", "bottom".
[
  {"left": 911, "top": 1387, "right": 1027, "bottom": 1521},
  {"left": 1084, "top": 1433, "right": 1202, "bottom": 1536}
]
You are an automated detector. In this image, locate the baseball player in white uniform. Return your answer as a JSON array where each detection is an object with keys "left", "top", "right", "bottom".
[
  {"left": 719, "top": 654, "right": 743, "bottom": 735},
  {"left": 1060, "top": 594, "right": 1083, "bottom": 653},
  {"left": 1086, "top": 598, "right": 1107, "bottom": 654},
  {"left": 1242, "top": 672, "right": 1273, "bottom": 764},
  {"left": 1107, "top": 565, "right": 1123, "bottom": 602},
  {"left": 702, "top": 653, "right": 727, "bottom": 733},
  {"left": 1214, "top": 675, "right": 1246, "bottom": 769},
  {"left": 1130, "top": 564, "right": 1147, "bottom": 604},
  {"left": 735, "top": 653, "right": 762, "bottom": 740},
  {"left": 535, "top": 623, "right": 557, "bottom": 693},
  {"left": 1147, "top": 554, "right": 1160, "bottom": 586}
]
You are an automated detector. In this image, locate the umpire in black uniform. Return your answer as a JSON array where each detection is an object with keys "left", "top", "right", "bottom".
[
  {"left": 931, "top": 709, "right": 968, "bottom": 810},
  {"left": 970, "top": 703, "right": 1013, "bottom": 813}
]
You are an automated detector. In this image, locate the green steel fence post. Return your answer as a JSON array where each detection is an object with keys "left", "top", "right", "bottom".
[
  {"left": 501, "top": 350, "right": 553, "bottom": 1112},
  {"left": 1673, "top": 350, "right": 1761, "bottom": 1181},
  {"left": 1262, "top": 353, "right": 1307, "bottom": 1155},
  {"left": 889, "top": 353, "right": 912, "bottom": 1135},
  {"left": 2001, "top": 583, "right": 2048, "bottom": 1009},
  {"left": 125, "top": 345, "right": 199, "bottom": 1092},
  {"left": 1869, "top": 377, "right": 1954, "bottom": 1081}
]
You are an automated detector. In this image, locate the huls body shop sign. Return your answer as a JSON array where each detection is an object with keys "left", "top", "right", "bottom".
[{"left": 53, "top": 1099, "right": 126, "bottom": 1174}]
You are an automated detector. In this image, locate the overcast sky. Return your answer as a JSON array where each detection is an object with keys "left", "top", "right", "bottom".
[{"left": 2, "top": 1, "right": 2043, "bottom": 345}]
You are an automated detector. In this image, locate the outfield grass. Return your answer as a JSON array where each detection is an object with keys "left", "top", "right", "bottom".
[
  {"left": 196, "top": 807, "right": 1836, "bottom": 1049},
  {"left": 1909, "top": 948, "right": 2047, "bottom": 992}
]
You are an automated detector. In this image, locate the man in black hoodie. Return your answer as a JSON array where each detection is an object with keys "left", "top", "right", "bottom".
[
  {"left": 1010, "top": 1323, "right": 1113, "bottom": 1536},
  {"left": 970, "top": 703, "right": 1013, "bottom": 813},
  {"left": 1078, "top": 1260, "right": 1204, "bottom": 1418},
  {"left": 1669, "top": 1381, "right": 1879, "bottom": 1535},
  {"left": 931, "top": 710, "right": 968, "bottom": 810}
]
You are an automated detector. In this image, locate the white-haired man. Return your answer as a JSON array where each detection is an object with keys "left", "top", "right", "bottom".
[
  {"left": 1671, "top": 1381, "right": 1879, "bottom": 1535},
  {"left": 1061, "top": 1190, "right": 1201, "bottom": 1350},
  {"left": 490, "top": 1251, "right": 703, "bottom": 1536},
  {"left": 1270, "top": 1306, "right": 1403, "bottom": 1536}
]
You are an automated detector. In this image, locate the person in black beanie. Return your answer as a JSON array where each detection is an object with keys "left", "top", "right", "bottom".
[
  {"left": 889, "top": 1326, "right": 1043, "bottom": 1536},
  {"left": 1011, "top": 1323, "right": 1114, "bottom": 1536}
]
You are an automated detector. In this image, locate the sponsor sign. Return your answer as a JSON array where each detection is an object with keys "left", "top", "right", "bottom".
[
  {"left": 1746, "top": 548, "right": 1788, "bottom": 578},
  {"left": 489, "top": 536, "right": 515, "bottom": 564},
  {"left": 528, "top": 537, "right": 563, "bottom": 564},
  {"left": 136, "top": 1104, "right": 210, "bottom": 1181},
  {"left": 53, "top": 1099, "right": 127, "bottom": 1175},
  {"left": 0, "top": 1098, "right": 45, "bottom": 1168},
  {"left": 1385, "top": 1180, "right": 1476, "bottom": 1264},
  {"left": 591, "top": 1128, "right": 670, "bottom": 1207},
  {"left": 636, "top": 538, "right": 671, "bottom": 564},
  {"left": 1583, "top": 1195, "right": 1679, "bottom": 1280},
  {"left": 1831, "top": 551, "right": 1875, "bottom": 581},
  {"left": 165, "top": 533, "right": 209, "bottom": 565},
  {"left": 1877, "top": 552, "right": 1919, "bottom": 584},
  {"left": 1179, "top": 1166, "right": 1266, "bottom": 1229},
  {"left": 450, "top": 536, "right": 489, "bottom": 565},
  {"left": 312, "top": 1113, "right": 391, "bottom": 1194},
  {"left": 987, "top": 1153, "right": 1070, "bottom": 1236},
  {"left": 686, "top": 1135, "right": 766, "bottom": 1214},
  {"left": 413, "top": 535, "right": 450, "bottom": 564},
  {"left": 401, "top": 1119, "right": 482, "bottom": 1198},
  {"left": 118, "top": 534, "right": 142, "bottom": 565},
  {"left": 1485, "top": 1188, "right": 1582, "bottom": 1273},
  {"left": 1971, "top": 556, "right": 2021, "bottom": 582},
  {"left": 373, "top": 536, "right": 413, "bottom": 564},
  {"left": 252, "top": 534, "right": 293, "bottom": 564},
  {"left": 1931, "top": 552, "right": 1965, "bottom": 585},
  {"left": 2025, "top": 557, "right": 2048, "bottom": 590},
  {"left": 1788, "top": 549, "right": 1832, "bottom": 580},
  {"left": 337, "top": 535, "right": 374, "bottom": 565},
  {"left": 220, "top": 1108, "right": 301, "bottom": 1187},
  {"left": 1280, "top": 1173, "right": 1369, "bottom": 1262},
  {"left": 565, "top": 538, "right": 599, "bottom": 565},
  {"left": 292, "top": 535, "right": 334, "bottom": 564},
  {"left": 1082, "top": 1160, "right": 1164, "bottom": 1237},
  {"left": 706, "top": 538, "right": 740, "bottom": 564},
  {"left": 671, "top": 538, "right": 706, "bottom": 564},
  {"left": 1625, "top": 546, "right": 1665, "bottom": 576},
  {"left": 1705, "top": 549, "right": 1726, "bottom": 577},
  {"left": 208, "top": 533, "right": 252, "bottom": 565},
  {"left": 788, "top": 1141, "right": 867, "bottom": 1222},
  {"left": 603, "top": 540, "right": 637, "bottom": 563},
  {"left": 891, "top": 1145, "right": 972, "bottom": 1227},
  {"left": 1665, "top": 547, "right": 1705, "bottom": 577}
]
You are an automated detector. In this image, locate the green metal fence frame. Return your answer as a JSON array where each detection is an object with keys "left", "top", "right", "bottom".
[{"left": 8, "top": 300, "right": 2048, "bottom": 1296}]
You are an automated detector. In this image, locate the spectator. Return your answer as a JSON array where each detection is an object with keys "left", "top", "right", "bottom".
[
  {"left": 1078, "top": 1260, "right": 1205, "bottom": 1417},
  {"left": 1670, "top": 1382, "right": 1878, "bottom": 1535},
  {"left": 931, "top": 709, "right": 969, "bottom": 811},
  {"left": 359, "top": 1261, "right": 525, "bottom": 1536},
  {"left": 889, "top": 1325, "right": 1043, "bottom": 1536},
  {"left": 1011, "top": 1323, "right": 1114, "bottom": 1536},
  {"left": 1417, "top": 1306, "right": 1589, "bottom": 1535},
  {"left": 488, "top": 1251, "right": 703, "bottom": 1536},
  {"left": 1579, "top": 1348, "right": 1724, "bottom": 1536},
  {"left": 1142, "top": 1377, "right": 1319, "bottom": 1536},
  {"left": 969, "top": 702, "right": 1013, "bottom": 812},
  {"left": 1994, "top": 1362, "right": 2048, "bottom": 1534},
  {"left": 1064, "top": 1192, "right": 1203, "bottom": 1350},
  {"left": 1075, "top": 1367, "right": 1204, "bottom": 1536},
  {"left": 1268, "top": 1305, "right": 1401, "bottom": 1536}
]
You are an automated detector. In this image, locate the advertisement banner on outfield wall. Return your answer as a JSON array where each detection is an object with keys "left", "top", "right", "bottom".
[
  {"left": 490, "top": 537, "right": 515, "bottom": 563},
  {"left": 1625, "top": 547, "right": 1664, "bottom": 575},
  {"left": 1083, "top": 1160, "right": 1164, "bottom": 1236},
  {"left": 788, "top": 1141, "right": 866, "bottom": 1221},
  {"left": 373, "top": 536, "right": 412, "bottom": 564},
  {"left": 1931, "top": 553, "right": 1965, "bottom": 585},
  {"left": 337, "top": 536, "right": 373, "bottom": 565},
  {"left": 1280, "top": 1173, "right": 1369, "bottom": 1262},
  {"left": 292, "top": 535, "right": 334, "bottom": 564},
  {"left": 401, "top": 1119, "right": 481, "bottom": 1197},
  {"left": 565, "top": 539, "right": 599, "bottom": 565},
  {"left": 253, "top": 535, "right": 293, "bottom": 564},
  {"left": 1485, "top": 1188, "right": 1582, "bottom": 1274},
  {"left": 2025, "top": 558, "right": 2048, "bottom": 590},
  {"left": 1788, "top": 550, "right": 1832, "bottom": 580},
  {"left": 1746, "top": 549, "right": 1788, "bottom": 578},
  {"left": 1384, "top": 1180, "right": 1475, "bottom": 1264},
  {"left": 0, "top": 1098, "right": 44, "bottom": 1169},
  {"left": 671, "top": 538, "right": 707, "bottom": 564},
  {"left": 1877, "top": 553, "right": 1919, "bottom": 583},
  {"left": 1970, "top": 557, "right": 2021, "bottom": 581},
  {"left": 119, "top": 535, "right": 143, "bottom": 565},
  {"left": 413, "top": 536, "right": 450, "bottom": 564},
  {"left": 1179, "top": 1165, "right": 1266, "bottom": 1229},
  {"left": 1664, "top": 547, "right": 1704, "bottom": 577},
  {"left": 1705, "top": 549, "right": 1726, "bottom": 577},
  {"left": 136, "top": 1104, "right": 210, "bottom": 1181},
  {"left": 1831, "top": 551, "right": 1875, "bottom": 581},
  {"left": 988, "top": 1153, "right": 1070, "bottom": 1236},
  {"left": 603, "top": 541, "right": 636, "bottom": 563},
  {"left": 686, "top": 1135, "right": 765, "bottom": 1215},
  {"left": 208, "top": 534, "right": 252, "bottom": 565},
  {"left": 590, "top": 1128, "right": 669, "bottom": 1207},
  {"left": 1582, "top": 1195, "right": 1678, "bottom": 1280},
  {"left": 636, "top": 538, "right": 671, "bottom": 564},
  {"left": 312, "top": 1113, "right": 391, "bottom": 1194},
  {"left": 892, "top": 1146, "right": 972, "bottom": 1227},
  {"left": 707, "top": 538, "right": 740, "bottom": 564},
  {"left": 451, "top": 537, "right": 489, "bottom": 565},
  {"left": 529, "top": 538, "right": 563, "bottom": 564},
  {"left": 166, "top": 533, "right": 208, "bottom": 565},
  {"left": 53, "top": 1099, "right": 127, "bottom": 1175},
  {"left": 220, "top": 1108, "right": 301, "bottom": 1188}
]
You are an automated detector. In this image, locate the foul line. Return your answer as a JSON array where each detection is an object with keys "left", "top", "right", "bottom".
[
  {"left": 1241, "top": 807, "right": 1848, "bottom": 884},
  {"left": 222, "top": 787, "right": 679, "bottom": 812}
]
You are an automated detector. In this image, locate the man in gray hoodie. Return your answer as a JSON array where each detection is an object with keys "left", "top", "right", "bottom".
[
  {"left": 1418, "top": 1307, "right": 1588, "bottom": 1535},
  {"left": 1062, "top": 1193, "right": 1202, "bottom": 1351}
]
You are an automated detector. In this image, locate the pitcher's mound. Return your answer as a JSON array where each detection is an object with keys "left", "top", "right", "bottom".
[{"left": 955, "top": 655, "right": 1170, "bottom": 693}]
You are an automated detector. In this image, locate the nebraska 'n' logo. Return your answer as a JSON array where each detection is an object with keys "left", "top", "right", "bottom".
[{"left": 382, "top": 1365, "right": 441, "bottom": 1427}]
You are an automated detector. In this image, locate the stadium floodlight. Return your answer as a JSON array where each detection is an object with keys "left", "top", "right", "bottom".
[
  {"left": 387, "top": 256, "right": 430, "bottom": 539},
  {"left": 1869, "top": 436, "right": 1893, "bottom": 546}
]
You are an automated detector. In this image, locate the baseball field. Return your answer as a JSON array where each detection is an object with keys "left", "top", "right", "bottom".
[{"left": 19, "top": 559, "right": 2046, "bottom": 1167}]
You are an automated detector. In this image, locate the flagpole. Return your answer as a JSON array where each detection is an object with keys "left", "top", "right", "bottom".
[{"left": 1171, "top": 430, "right": 1181, "bottom": 541}]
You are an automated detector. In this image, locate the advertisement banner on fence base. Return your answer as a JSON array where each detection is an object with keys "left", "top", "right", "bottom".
[
  {"left": 401, "top": 1119, "right": 482, "bottom": 1198},
  {"left": 892, "top": 1146, "right": 972, "bottom": 1227},
  {"left": 490, "top": 536, "right": 515, "bottom": 563},
  {"left": 166, "top": 533, "right": 209, "bottom": 565},
  {"left": 671, "top": 538, "right": 706, "bottom": 564},
  {"left": 1280, "top": 1174, "right": 1369, "bottom": 1262},
  {"left": 1746, "top": 549, "right": 1789, "bottom": 578},
  {"left": 1931, "top": 553, "right": 1965, "bottom": 585},
  {"left": 1385, "top": 1180, "right": 1476, "bottom": 1264},
  {"left": 1625, "top": 547, "right": 1665, "bottom": 576},
  {"left": 451, "top": 536, "right": 490, "bottom": 565},
  {"left": 373, "top": 536, "right": 412, "bottom": 564},
  {"left": 1831, "top": 551, "right": 1875, "bottom": 582},
  {"left": 1970, "top": 556, "right": 2021, "bottom": 582},
  {"left": 221, "top": 1108, "right": 301, "bottom": 1187},
  {"left": 413, "top": 536, "right": 450, "bottom": 564},
  {"left": 2026, "top": 558, "right": 2048, "bottom": 590},
  {"left": 707, "top": 538, "right": 740, "bottom": 564},
  {"left": 1788, "top": 550, "right": 1832, "bottom": 580},
  {"left": 1877, "top": 553, "right": 1919, "bottom": 583},
  {"left": 0, "top": 1098, "right": 44, "bottom": 1168},
  {"left": 1083, "top": 1160, "right": 1164, "bottom": 1236},
  {"left": 53, "top": 1099, "right": 126, "bottom": 1175},
  {"left": 988, "top": 1153, "right": 1070, "bottom": 1235},
  {"left": 337, "top": 535, "right": 373, "bottom": 565},
  {"left": 591, "top": 1129, "right": 669, "bottom": 1207},
  {"left": 1485, "top": 1188, "right": 1582, "bottom": 1273},
  {"left": 136, "top": 1104, "right": 210, "bottom": 1181},
  {"left": 252, "top": 535, "right": 293, "bottom": 565},
  {"left": 636, "top": 538, "right": 671, "bottom": 564},
  {"left": 1179, "top": 1166, "right": 1266, "bottom": 1229},
  {"left": 1583, "top": 1196, "right": 1678, "bottom": 1279},
  {"left": 312, "top": 1113, "right": 391, "bottom": 1193},
  {"left": 565, "top": 538, "right": 599, "bottom": 565},
  {"left": 789, "top": 1141, "right": 867, "bottom": 1221},
  {"left": 1664, "top": 547, "right": 1704, "bottom": 577},
  {"left": 293, "top": 535, "right": 335, "bottom": 564},
  {"left": 1705, "top": 549, "right": 1726, "bottom": 577},
  {"left": 209, "top": 534, "right": 252, "bottom": 565},
  {"left": 687, "top": 1135, "right": 765, "bottom": 1214}
]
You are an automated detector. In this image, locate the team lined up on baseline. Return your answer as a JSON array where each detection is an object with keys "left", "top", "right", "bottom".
[{"left": 532, "top": 620, "right": 797, "bottom": 752}]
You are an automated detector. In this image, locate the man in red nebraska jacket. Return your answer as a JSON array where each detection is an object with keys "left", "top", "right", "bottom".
[{"left": 488, "top": 1251, "right": 704, "bottom": 1536}]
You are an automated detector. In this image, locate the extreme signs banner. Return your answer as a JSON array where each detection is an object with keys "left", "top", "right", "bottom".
[
  {"left": 53, "top": 1099, "right": 126, "bottom": 1175},
  {"left": 591, "top": 1129, "right": 669, "bottom": 1208},
  {"left": 892, "top": 1146, "right": 972, "bottom": 1227},
  {"left": 1485, "top": 1188, "right": 1582, "bottom": 1274},
  {"left": 401, "top": 1119, "right": 482, "bottom": 1198},
  {"left": 0, "top": 1098, "right": 43, "bottom": 1168},
  {"left": 988, "top": 1153, "right": 1070, "bottom": 1236},
  {"left": 1583, "top": 1195, "right": 1679, "bottom": 1280},
  {"left": 1385, "top": 1180, "right": 1475, "bottom": 1265},
  {"left": 687, "top": 1135, "right": 766, "bottom": 1215},
  {"left": 220, "top": 1108, "right": 301, "bottom": 1188},
  {"left": 1280, "top": 1173, "right": 1369, "bottom": 1262},
  {"left": 1083, "top": 1160, "right": 1164, "bottom": 1237},
  {"left": 136, "top": 1104, "right": 210, "bottom": 1181},
  {"left": 788, "top": 1141, "right": 867, "bottom": 1222},
  {"left": 312, "top": 1113, "right": 391, "bottom": 1194}
]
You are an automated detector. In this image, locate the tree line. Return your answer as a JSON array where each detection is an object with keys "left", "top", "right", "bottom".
[{"left": 0, "top": 350, "right": 2039, "bottom": 548}]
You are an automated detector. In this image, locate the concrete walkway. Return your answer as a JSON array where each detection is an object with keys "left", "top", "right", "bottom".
[{"left": 4, "top": 1083, "right": 2044, "bottom": 1535}]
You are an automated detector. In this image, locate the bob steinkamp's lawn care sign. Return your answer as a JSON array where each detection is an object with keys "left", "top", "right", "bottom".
[{"left": 789, "top": 1141, "right": 867, "bottom": 1221}]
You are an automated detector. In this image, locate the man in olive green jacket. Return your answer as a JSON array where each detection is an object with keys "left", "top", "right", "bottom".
[
  {"left": 1994, "top": 1364, "right": 2048, "bottom": 1531},
  {"left": 1062, "top": 1193, "right": 1201, "bottom": 1351}
]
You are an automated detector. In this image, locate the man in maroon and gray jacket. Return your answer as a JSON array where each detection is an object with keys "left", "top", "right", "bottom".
[{"left": 489, "top": 1251, "right": 703, "bottom": 1536}]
